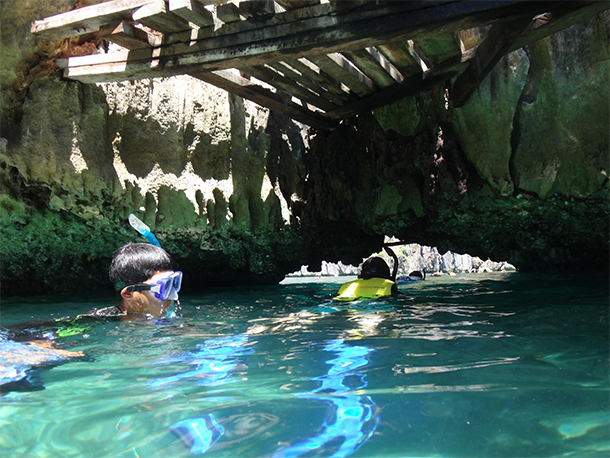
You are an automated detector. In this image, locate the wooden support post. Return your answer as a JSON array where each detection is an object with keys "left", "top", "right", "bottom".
[{"left": 451, "top": 15, "right": 532, "bottom": 107}]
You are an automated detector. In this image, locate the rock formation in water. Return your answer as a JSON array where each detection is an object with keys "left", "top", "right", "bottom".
[{"left": 0, "top": 1, "right": 607, "bottom": 296}]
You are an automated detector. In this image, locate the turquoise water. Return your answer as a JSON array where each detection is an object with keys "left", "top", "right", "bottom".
[{"left": 1, "top": 273, "right": 608, "bottom": 458}]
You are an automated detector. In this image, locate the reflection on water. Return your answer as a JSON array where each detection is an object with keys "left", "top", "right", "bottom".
[{"left": 0, "top": 273, "right": 608, "bottom": 457}]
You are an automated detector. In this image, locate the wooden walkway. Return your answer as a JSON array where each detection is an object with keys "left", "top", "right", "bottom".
[{"left": 32, "top": 0, "right": 608, "bottom": 130}]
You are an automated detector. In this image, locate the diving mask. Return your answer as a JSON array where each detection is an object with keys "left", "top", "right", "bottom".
[{"left": 125, "top": 271, "right": 183, "bottom": 301}]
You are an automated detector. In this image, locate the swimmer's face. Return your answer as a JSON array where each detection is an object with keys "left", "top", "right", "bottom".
[{"left": 120, "top": 270, "right": 178, "bottom": 318}]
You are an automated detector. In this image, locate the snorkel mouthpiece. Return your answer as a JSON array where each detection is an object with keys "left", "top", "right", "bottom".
[{"left": 129, "top": 213, "right": 161, "bottom": 248}]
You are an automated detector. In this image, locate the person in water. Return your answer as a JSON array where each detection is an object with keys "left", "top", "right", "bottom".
[
  {"left": 335, "top": 257, "right": 398, "bottom": 301},
  {"left": 6, "top": 242, "right": 181, "bottom": 343},
  {"left": 106, "top": 241, "right": 182, "bottom": 318}
]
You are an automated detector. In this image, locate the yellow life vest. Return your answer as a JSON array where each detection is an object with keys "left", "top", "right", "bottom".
[{"left": 335, "top": 278, "right": 396, "bottom": 301}]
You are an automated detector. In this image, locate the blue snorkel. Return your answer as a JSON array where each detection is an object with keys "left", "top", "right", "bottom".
[
  {"left": 129, "top": 213, "right": 161, "bottom": 247},
  {"left": 128, "top": 213, "right": 176, "bottom": 319}
]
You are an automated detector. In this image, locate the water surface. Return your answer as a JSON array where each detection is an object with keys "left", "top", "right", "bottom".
[{"left": 1, "top": 273, "right": 608, "bottom": 457}]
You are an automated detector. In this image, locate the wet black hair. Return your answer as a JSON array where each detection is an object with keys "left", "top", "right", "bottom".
[
  {"left": 358, "top": 257, "right": 391, "bottom": 280},
  {"left": 109, "top": 242, "right": 173, "bottom": 291}
]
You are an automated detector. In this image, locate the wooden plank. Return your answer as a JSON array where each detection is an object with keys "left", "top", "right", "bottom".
[
  {"left": 216, "top": 2, "right": 241, "bottom": 23},
  {"left": 267, "top": 61, "right": 348, "bottom": 106},
  {"left": 238, "top": 0, "right": 276, "bottom": 19},
  {"left": 343, "top": 48, "right": 401, "bottom": 89},
  {"left": 452, "top": 15, "right": 533, "bottom": 107},
  {"left": 283, "top": 58, "right": 355, "bottom": 102},
  {"left": 324, "top": 53, "right": 376, "bottom": 95},
  {"left": 133, "top": 0, "right": 192, "bottom": 34},
  {"left": 274, "top": 0, "right": 319, "bottom": 10},
  {"left": 412, "top": 31, "right": 461, "bottom": 66},
  {"left": 375, "top": 42, "right": 422, "bottom": 78},
  {"left": 190, "top": 69, "right": 338, "bottom": 130},
  {"left": 326, "top": 51, "right": 471, "bottom": 119},
  {"left": 31, "top": 0, "right": 155, "bottom": 41},
  {"left": 99, "top": 20, "right": 153, "bottom": 50},
  {"left": 509, "top": 1, "right": 609, "bottom": 52},
  {"left": 242, "top": 64, "right": 338, "bottom": 111},
  {"left": 169, "top": 0, "right": 214, "bottom": 28},
  {"left": 62, "top": 1, "right": 548, "bottom": 81}
]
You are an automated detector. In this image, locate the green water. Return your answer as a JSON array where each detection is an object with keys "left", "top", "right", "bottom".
[{"left": 1, "top": 273, "right": 608, "bottom": 458}]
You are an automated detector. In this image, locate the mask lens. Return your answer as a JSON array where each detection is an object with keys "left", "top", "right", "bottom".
[{"left": 151, "top": 271, "right": 183, "bottom": 301}]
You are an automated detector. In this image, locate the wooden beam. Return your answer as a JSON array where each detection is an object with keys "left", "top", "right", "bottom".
[
  {"left": 238, "top": 0, "right": 276, "bottom": 19},
  {"left": 242, "top": 64, "right": 338, "bottom": 111},
  {"left": 267, "top": 61, "right": 348, "bottom": 107},
  {"left": 375, "top": 42, "right": 422, "bottom": 78},
  {"left": 190, "top": 69, "right": 338, "bottom": 130},
  {"left": 99, "top": 20, "right": 153, "bottom": 50},
  {"left": 132, "top": 0, "right": 192, "bottom": 34},
  {"left": 216, "top": 2, "right": 241, "bottom": 23},
  {"left": 169, "top": 0, "right": 214, "bottom": 28},
  {"left": 342, "top": 48, "right": 400, "bottom": 89},
  {"left": 283, "top": 57, "right": 355, "bottom": 102},
  {"left": 62, "top": 1, "right": 556, "bottom": 83},
  {"left": 326, "top": 51, "right": 472, "bottom": 119},
  {"left": 31, "top": 0, "right": 155, "bottom": 41},
  {"left": 451, "top": 15, "right": 533, "bottom": 107},
  {"left": 274, "top": 0, "right": 319, "bottom": 10}
]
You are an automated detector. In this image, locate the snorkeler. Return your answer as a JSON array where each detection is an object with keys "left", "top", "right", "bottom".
[{"left": 335, "top": 257, "right": 398, "bottom": 301}]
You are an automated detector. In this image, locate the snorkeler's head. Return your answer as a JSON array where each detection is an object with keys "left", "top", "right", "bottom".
[
  {"left": 359, "top": 257, "right": 391, "bottom": 280},
  {"left": 109, "top": 242, "right": 173, "bottom": 292}
]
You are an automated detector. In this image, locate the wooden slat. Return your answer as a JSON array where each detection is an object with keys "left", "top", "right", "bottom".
[
  {"left": 99, "top": 20, "right": 153, "bottom": 50},
  {"left": 283, "top": 58, "right": 355, "bottom": 102},
  {"left": 342, "top": 48, "right": 399, "bottom": 88},
  {"left": 452, "top": 15, "right": 532, "bottom": 107},
  {"left": 412, "top": 31, "right": 462, "bottom": 66},
  {"left": 133, "top": 0, "right": 192, "bottom": 34},
  {"left": 63, "top": 1, "right": 553, "bottom": 82},
  {"left": 31, "top": 0, "right": 155, "bottom": 41},
  {"left": 321, "top": 53, "right": 376, "bottom": 96},
  {"left": 169, "top": 0, "right": 214, "bottom": 28},
  {"left": 274, "top": 0, "right": 319, "bottom": 10},
  {"left": 190, "top": 69, "right": 337, "bottom": 130},
  {"left": 238, "top": 0, "right": 276, "bottom": 19},
  {"left": 242, "top": 65, "right": 338, "bottom": 111},
  {"left": 326, "top": 51, "right": 472, "bottom": 119},
  {"left": 267, "top": 61, "right": 348, "bottom": 107},
  {"left": 375, "top": 42, "right": 422, "bottom": 78},
  {"left": 216, "top": 2, "right": 241, "bottom": 23}
]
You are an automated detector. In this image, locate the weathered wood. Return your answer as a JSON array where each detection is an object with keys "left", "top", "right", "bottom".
[
  {"left": 63, "top": 1, "right": 553, "bottom": 81},
  {"left": 99, "top": 20, "right": 153, "bottom": 49},
  {"left": 267, "top": 61, "right": 348, "bottom": 106},
  {"left": 283, "top": 58, "right": 355, "bottom": 102},
  {"left": 216, "top": 3, "right": 241, "bottom": 23},
  {"left": 274, "top": 0, "right": 319, "bottom": 10},
  {"left": 452, "top": 15, "right": 532, "bottom": 107},
  {"left": 343, "top": 48, "right": 401, "bottom": 89},
  {"left": 242, "top": 65, "right": 338, "bottom": 111},
  {"left": 31, "top": 0, "right": 155, "bottom": 41},
  {"left": 169, "top": 0, "right": 214, "bottom": 28},
  {"left": 376, "top": 42, "right": 422, "bottom": 78},
  {"left": 509, "top": 1, "right": 609, "bottom": 52},
  {"left": 133, "top": 0, "right": 192, "bottom": 34},
  {"left": 190, "top": 69, "right": 337, "bottom": 130},
  {"left": 412, "top": 31, "right": 462, "bottom": 66},
  {"left": 326, "top": 52, "right": 471, "bottom": 119},
  {"left": 239, "top": 0, "right": 276, "bottom": 19}
]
